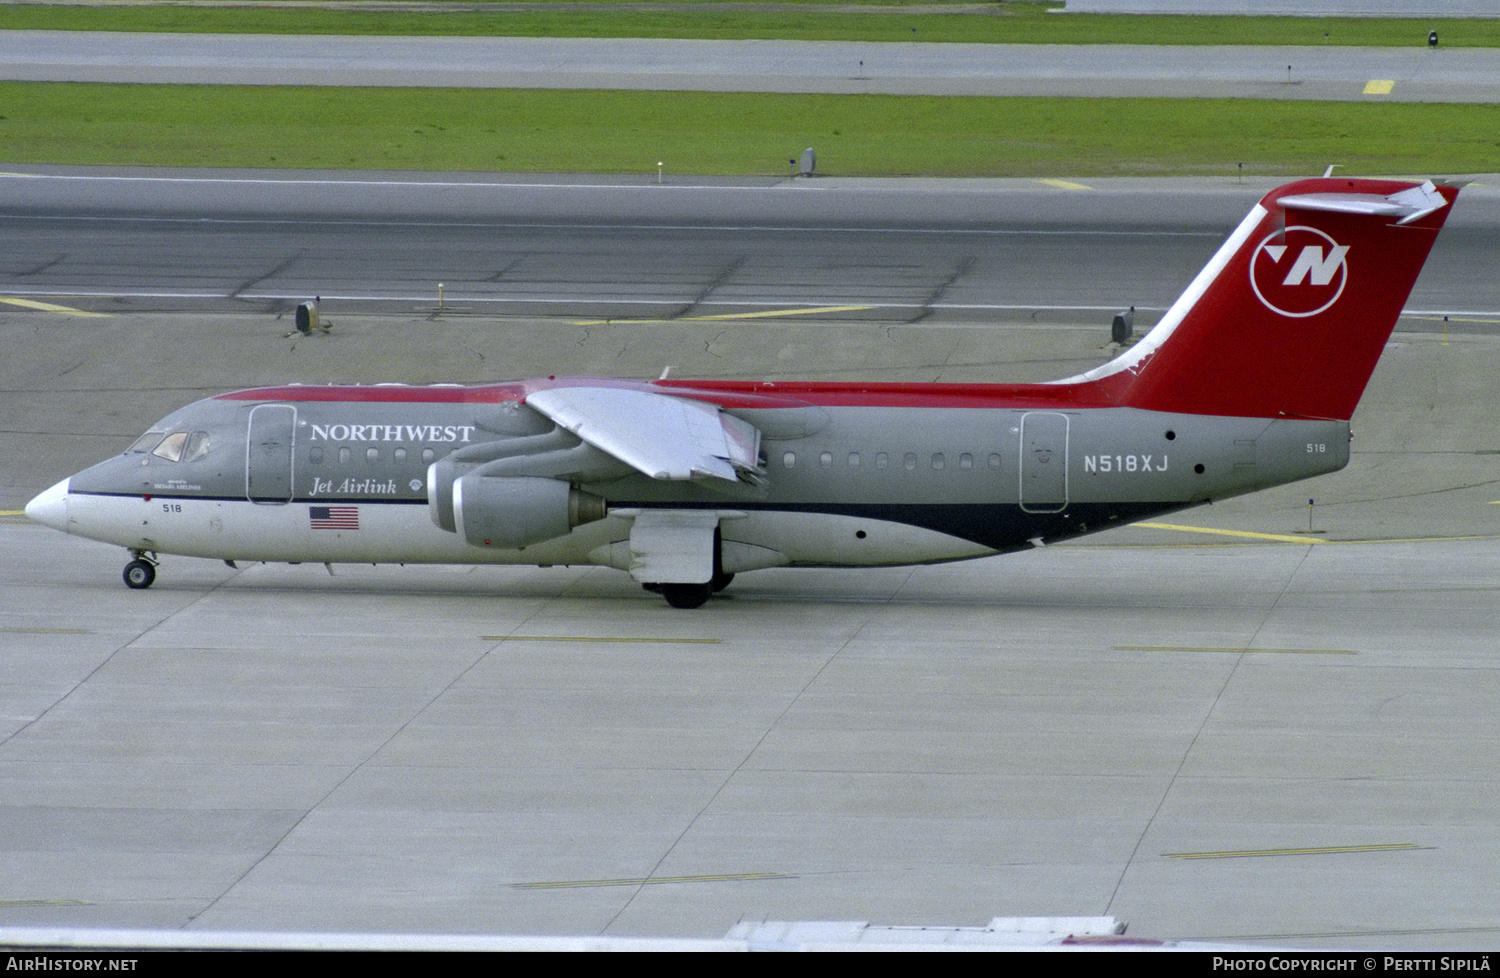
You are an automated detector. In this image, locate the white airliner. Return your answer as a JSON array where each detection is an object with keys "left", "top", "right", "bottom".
[{"left": 26, "top": 177, "right": 1459, "bottom": 607}]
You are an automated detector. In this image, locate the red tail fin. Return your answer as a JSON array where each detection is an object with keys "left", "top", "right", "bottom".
[{"left": 1066, "top": 178, "right": 1459, "bottom": 420}]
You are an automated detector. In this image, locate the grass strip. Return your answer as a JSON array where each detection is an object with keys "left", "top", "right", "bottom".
[
  {"left": 1, "top": 2, "right": 1497, "bottom": 47},
  {"left": 3, "top": 82, "right": 1497, "bottom": 177}
]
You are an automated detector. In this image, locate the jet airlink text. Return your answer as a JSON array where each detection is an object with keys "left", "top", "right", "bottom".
[
  {"left": 310, "top": 478, "right": 400, "bottom": 496},
  {"left": 309, "top": 423, "right": 477, "bottom": 443}
]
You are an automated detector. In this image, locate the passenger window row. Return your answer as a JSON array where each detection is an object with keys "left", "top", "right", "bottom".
[
  {"left": 306, "top": 446, "right": 440, "bottom": 466},
  {"left": 781, "top": 451, "right": 1001, "bottom": 471}
]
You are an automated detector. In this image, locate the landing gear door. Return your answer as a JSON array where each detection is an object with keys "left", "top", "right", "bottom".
[
  {"left": 627, "top": 510, "right": 718, "bottom": 584},
  {"left": 1019, "top": 411, "right": 1069, "bottom": 514},
  {"left": 247, "top": 404, "right": 297, "bottom": 504}
]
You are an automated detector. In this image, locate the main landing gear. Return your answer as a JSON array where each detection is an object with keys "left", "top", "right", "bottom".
[
  {"left": 644, "top": 571, "right": 735, "bottom": 609},
  {"left": 660, "top": 582, "right": 711, "bottom": 609},
  {"left": 123, "top": 551, "right": 158, "bottom": 589}
]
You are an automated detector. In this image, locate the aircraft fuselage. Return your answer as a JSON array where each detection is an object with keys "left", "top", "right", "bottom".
[{"left": 40, "top": 379, "right": 1348, "bottom": 572}]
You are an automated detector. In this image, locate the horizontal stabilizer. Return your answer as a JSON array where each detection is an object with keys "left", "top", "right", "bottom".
[
  {"left": 526, "top": 386, "right": 762, "bottom": 483},
  {"left": 1278, "top": 180, "right": 1449, "bottom": 225}
]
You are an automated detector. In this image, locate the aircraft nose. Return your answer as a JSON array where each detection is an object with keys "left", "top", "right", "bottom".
[{"left": 25, "top": 478, "right": 71, "bottom": 532}]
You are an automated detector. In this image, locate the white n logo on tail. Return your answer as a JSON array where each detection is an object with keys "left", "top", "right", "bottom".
[
  {"left": 1250, "top": 226, "right": 1349, "bottom": 318},
  {"left": 1282, "top": 243, "right": 1350, "bottom": 286}
]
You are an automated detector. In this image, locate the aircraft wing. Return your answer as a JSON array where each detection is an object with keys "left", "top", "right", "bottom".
[{"left": 525, "top": 386, "right": 763, "bottom": 483}]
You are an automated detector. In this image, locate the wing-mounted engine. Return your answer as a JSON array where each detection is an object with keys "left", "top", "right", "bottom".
[
  {"left": 426, "top": 386, "right": 769, "bottom": 552},
  {"left": 452, "top": 475, "right": 607, "bottom": 549},
  {"left": 427, "top": 425, "right": 624, "bottom": 546}
]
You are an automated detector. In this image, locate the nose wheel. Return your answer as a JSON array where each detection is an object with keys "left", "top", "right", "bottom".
[{"left": 123, "top": 554, "right": 158, "bottom": 589}]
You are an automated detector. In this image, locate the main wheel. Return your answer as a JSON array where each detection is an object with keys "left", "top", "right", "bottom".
[
  {"left": 660, "top": 582, "right": 711, "bottom": 609},
  {"left": 123, "top": 559, "right": 156, "bottom": 589}
]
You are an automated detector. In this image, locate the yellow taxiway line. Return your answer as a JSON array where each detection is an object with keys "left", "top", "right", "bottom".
[
  {"left": 1131, "top": 521, "right": 1327, "bottom": 545},
  {"left": 1, "top": 627, "right": 92, "bottom": 635},
  {"left": 482, "top": 635, "right": 720, "bottom": 644},
  {"left": 513, "top": 872, "right": 790, "bottom": 889},
  {"left": 1117, "top": 645, "right": 1356, "bottom": 655},
  {"left": 1404, "top": 315, "right": 1500, "bottom": 325},
  {"left": 0, "top": 297, "right": 109, "bottom": 317},
  {"left": 573, "top": 304, "right": 873, "bottom": 326},
  {"left": 1167, "top": 843, "right": 1421, "bottom": 860}
]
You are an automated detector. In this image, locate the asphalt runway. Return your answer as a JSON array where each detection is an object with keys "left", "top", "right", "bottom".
[
  {"left": 5, "top": 30, "right": 1500, "bottom": 102},
  {"left": 1, "top": 168, "right": 1496, "bottom": 323}
]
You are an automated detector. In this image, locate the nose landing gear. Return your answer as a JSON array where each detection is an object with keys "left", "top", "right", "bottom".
[{"left": 123, "top": 552, "right": 158, "bottom": 589}]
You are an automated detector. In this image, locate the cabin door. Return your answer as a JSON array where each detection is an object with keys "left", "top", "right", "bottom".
[
  {"left": 1019, "top": 411, "right": 1069, "bottom": 514},
  {"left": 246, "top": 404, "right": 297, "bottom": 504}
]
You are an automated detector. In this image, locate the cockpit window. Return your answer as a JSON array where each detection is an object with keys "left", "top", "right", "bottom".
[
  {"left": 129, "top": 430, "right": 168, "bottom": 453},
  {"left": 141, "top": 431, "right": 211, "bottom": 463},
  {"left": 153, "top": 432, "right": 189, "bottom": 462},
  {"left": 182, "top": 431, "right": 210, "bottom": 462}
]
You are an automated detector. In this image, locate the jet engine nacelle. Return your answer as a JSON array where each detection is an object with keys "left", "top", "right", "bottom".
[
  {"left": 428, "top": 455, "right": 468, "bottom": 533},
  {"left": 426, "top": 429, "right": 590, "bottom": 533},
  {"left": 450, "top": 474, "right": 606, "bottom": 549}
]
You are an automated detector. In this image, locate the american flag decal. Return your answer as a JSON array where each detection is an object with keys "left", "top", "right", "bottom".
[{"left": 310, "top": 505, "right": 359, "bottom": 530}]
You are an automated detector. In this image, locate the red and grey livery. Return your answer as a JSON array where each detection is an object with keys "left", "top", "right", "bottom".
[{"left": 27, "top": 178, "right": 1460, "bottom": 607}]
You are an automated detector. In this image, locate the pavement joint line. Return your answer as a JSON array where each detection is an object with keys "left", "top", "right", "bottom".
[{"left": 1166, "top": 844, "right": 1423, "bottom": 860}]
